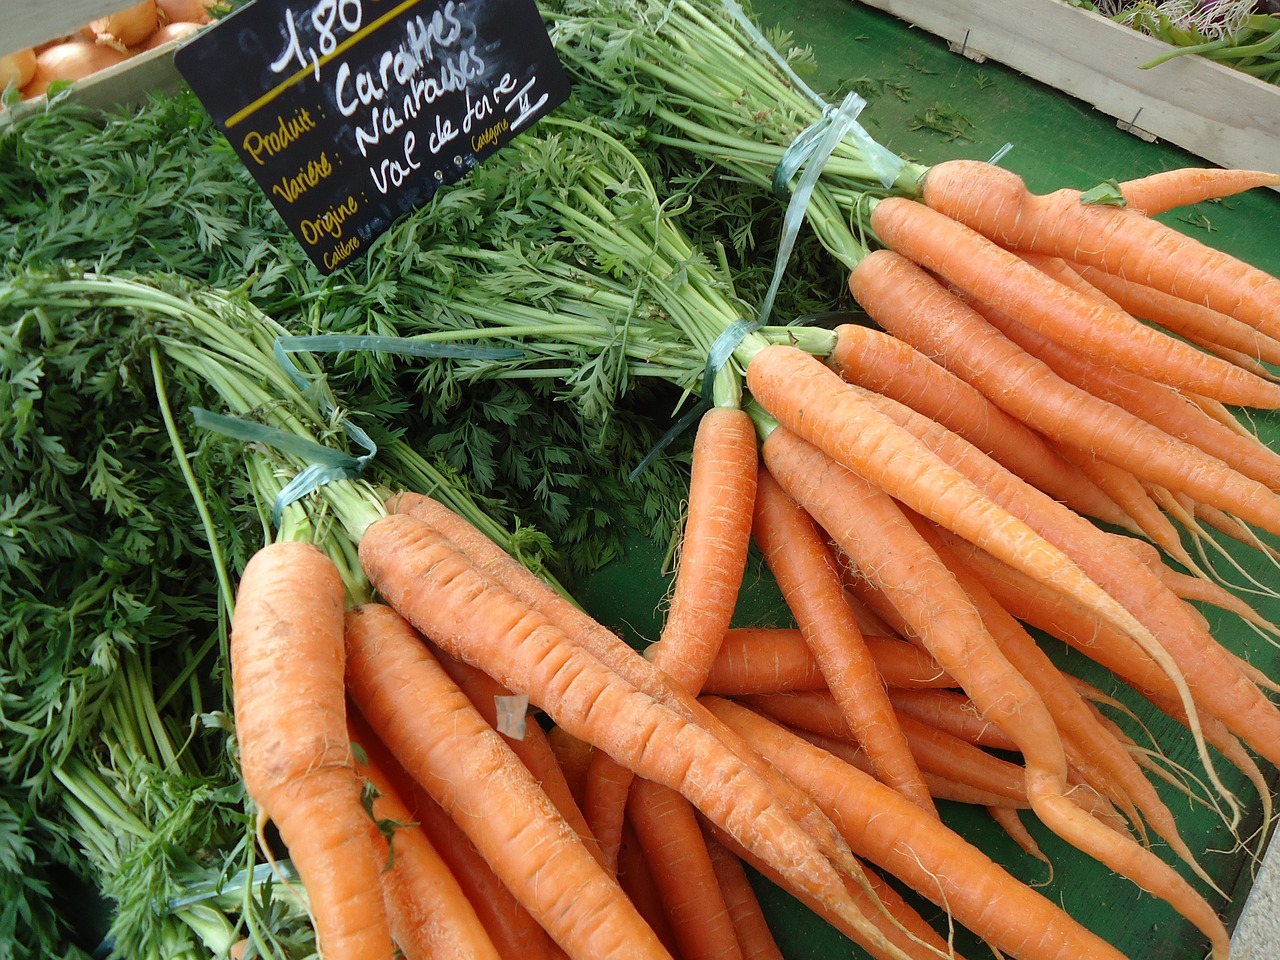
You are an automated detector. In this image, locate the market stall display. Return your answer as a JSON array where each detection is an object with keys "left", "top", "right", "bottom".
[{"left": 2, "top": 1, "right": 1278, "bottom": 959}]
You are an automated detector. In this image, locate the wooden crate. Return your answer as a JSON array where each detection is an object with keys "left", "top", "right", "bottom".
[
  {"left": 853, "top": 0, "right": 1280, "bottom": 178},
  {"left": 5, "top": 0, "right": 190, "bottom": 112},
  {"left": 10, "top": 0, "right": 152, "bottom": 52}
]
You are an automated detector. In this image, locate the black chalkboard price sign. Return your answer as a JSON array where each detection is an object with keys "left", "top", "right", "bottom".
[{"left": 174, "top": 0, "right": 570, "bottom": 274}]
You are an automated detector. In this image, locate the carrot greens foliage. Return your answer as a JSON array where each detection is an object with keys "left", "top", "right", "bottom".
[
  {"left": 0, "top": 65, "right": 839, "bottom": 956},
  {"left": 0, "top": 274, "right": 284, "bottom": 959}
]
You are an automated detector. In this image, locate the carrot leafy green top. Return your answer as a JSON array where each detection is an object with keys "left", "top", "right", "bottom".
[{"left": 544, "top": 0, "right": 929, "bottom": 266}]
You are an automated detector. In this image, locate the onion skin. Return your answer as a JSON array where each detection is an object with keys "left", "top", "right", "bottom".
[
  {"left": 157, "top": 0, "right": 214, "bottom": 25},
  {"left": 22, "top": 40, "right": 130, "bottom": 98},
  {"left": 90, "top": 0, "right": 160, "bottom": 49},
  {"left": 35, "top": 36, "right": 80, "bottom": 53},
  {"left": 1, "top": 48, "right": 38, "bottom": 89}
]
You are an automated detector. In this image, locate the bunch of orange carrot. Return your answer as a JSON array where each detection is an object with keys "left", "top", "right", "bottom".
[
  {"left": 230, "top": 489, "right": 1164, "bottom": 960},
  {"left": 730, "top": 160, "right": 1280, "bottom": 958},
  {"left": 222, "top": 160, "right": 1280, "bottom": 960}
]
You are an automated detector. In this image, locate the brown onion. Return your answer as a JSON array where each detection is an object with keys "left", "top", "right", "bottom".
[
  {"left": 1, "top": 48, "right": 38, "bottom": 90},
  {"left": 89, "top": 0, "right": 160, "bottom": 49},
  {"left": 157, "top": 0, "right": 214, "bottom": 25},
  {"left": 144, "top": 21, "right": 203, "bottom": 49},
  {"left": 22, "top": 40, "right": 129, "bottom": 98}
]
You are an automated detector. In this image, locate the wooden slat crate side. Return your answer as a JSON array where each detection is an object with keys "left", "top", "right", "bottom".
[
  {"left": 853, "top": 0, "right": 1280, "bottom": 177},
  {"left": 8, "top": 0, "right": 149, "bottom": 54},
  {"left": 25, "top": 40, "right": 186, "bottom": 112}
]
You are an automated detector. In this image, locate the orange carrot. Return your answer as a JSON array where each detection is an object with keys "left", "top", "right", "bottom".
[
  {"left": 1076, "top": 675, "right": 1274, "bottom": 834},
  {"left": 705, "top": 697, "right": 1134, "bottom": 960},
  {"left": 1065, "top": 439, "right": 1209, "bottom": 559},
  {"left": 1118, "top": 166, "right": 1280, "bottom": 216},
  {"left": 840, "top": 635, "right": 955, "bottom": 691},
  {"left": 408, "top": 778, "right": 567, "bottom": 960},
  {"left": 827, "top": 322, "right": 1132, "bottom": 528},
  {"left": 920, "top": 159, "right": 1280, "bottom": 343},
  {"left": 1175, "top": 494, "right": 1280, "bottom": 562},
  {"left": 585, "top": 406, "right": 759, "bottom": 869},
  {"left": 547, "top": 725, "right": 595, "bottom": 813},
  {"left": 975, "top": 288, "right": 1280, "bottom": 497},
  {"left": 229, "top": 541, "right": 394, "bottom": 960},
  {"left": 702, "top": 627, "right": 953, "bottom": 694},
  {"left": 704, "top": 626, "right": 829, "bottom": 693},
  {"left": 940, "top": 524, "right": 1278, "bottom": 813},
  {"left": 856, "top": 383, "right": 1280, "bottom": 784},
  {"left": 845, "top": 865, "right": 961, "bottom": 960},
  {"left": 742, "top": 343, "right": 1166, "bottom": 670},
  {"left": 646, "top": 405, "right": 759, "bottom": 693},
  {"left": 760, "top": 345, "right": 1241, "bottom": 812},
  {"left": 987, "top": 805, "right": 1052, "bottom": 868},
  {"left": 385, "top": 491, "right": 863, "bottom": 884},
  {"left": 617, "top": 819, "right": 683, "bottom": 960},
  {"left": 1122, "top": 536, "right": 1280, "bottom": 640},
  {"left": 842, "top": 588, "right": 901, "bottom": 636},
  {"left": 1053, "top": 443, "right": 1203, "bottom": 573},
  {"left": 839, "top": 555, "right": 1141, "bottom": 819},
  {"left": 936, "top": 528, "right": 1184, "bottom": 702},
  {"left": 580, "top": 752, "right": 635, "bottom": 876},
  {"left": 1004, "top": 305, "right": 1280, "bottom": 492},
  {"left": 870, "top": 257, "right": 1218, "bottom": 563},
  {"left": 1069, "top": 262, "right": 1280, "bottom": 369},
  {"left": 358, "top": 512, "right": 907, "bottom": 959},
  {"left": 754, "top": 424, "right": 1063, "bottom": 773},
  {"left": 869, "top": 195, "right": 1280, "bottom": 407},
  {"left": 1017, "top": 248, "right": 1259, "bottom": 401},
  {"left": 758, "top": 426, "right": 1230, "bottom": 955},
  {"left": 344, "top": 601, "right": 673, "bottom": 960},
  {"left": 346, "top": 709, "right": 503, "bottom": 960},
  {"left": 791, "top": 725, "right": 1029, "bottom": 810},
  {"left": 848, "top": 248, "right": 1280, "bottom": 537},
  {"left": 753, "top": 465, "right": 935, "bottom": 813},
  {"left": 1144, "top": 691, "right": 1276, "bottom": 833},
  {"left": 432, "top": 647, "right": 600, "bottom": 861},
  {"left": 752, "top": 609, "right": 1011, "bottom": 758},
  {"left": 627, "top": 777, "right": 745, "bottom": 960},
  {"left": 840, "top": 379, "right": 1188, "bottom": 666},
  {"left": 887, "top": 688, "right": 1020, "bottom": 752},
  {"left": 702, "top": 830, "right": 786, "bottom": 960},
  {"left": 744, "top": 691, "right": 1031, "bottom": 809},
  {"left": 702, "top": 819, "right": 960, "bottom": 960},
  {"left": 913, "top": 518, "right": 1218, "bottom": 888},
  {"left": 1192, "top": 393, "right": 1276, "bottom": 436}
]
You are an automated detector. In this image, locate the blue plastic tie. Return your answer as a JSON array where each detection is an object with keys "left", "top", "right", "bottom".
[
  {"left": 628, "top": 315, "right": 762, "bottom": 481},
  {"left": 250, "top": 333, "right": 524, "bottom": 523},
  {"left": 762, "top": 92, "right": 871, "bottom": 330},
  {"left": 702, "top": 317, "right": 761, "bottom": 400},
  {"left": 276, "top": 333, "right": 525, "bottom": 362},
  {"left": 628, "top": 398, "right": 710, "bottom": 482},
  {"left": 191, "top": 408, "right": 376, "bottom": 528}
]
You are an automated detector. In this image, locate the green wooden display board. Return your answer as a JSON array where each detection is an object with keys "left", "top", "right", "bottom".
[{"left": 577, "top": 2, "right": 1280, "bottom": 959}]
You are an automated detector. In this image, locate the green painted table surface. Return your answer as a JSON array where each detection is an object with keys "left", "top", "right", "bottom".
[{"left": 578, "top": 2, "right": 1280, "bottom": 959}]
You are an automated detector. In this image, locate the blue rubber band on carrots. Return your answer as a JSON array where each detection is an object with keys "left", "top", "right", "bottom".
[
  {"left": 196, "top": 335, "right": 525, "bottom": 526},
  {"left": 190, "top": 407, "right": 376, "bottom": 527}
]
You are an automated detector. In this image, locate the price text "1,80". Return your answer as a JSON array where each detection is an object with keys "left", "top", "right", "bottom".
[{"left": 271, "top": 0, "right": 365, "bottom": 77}]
